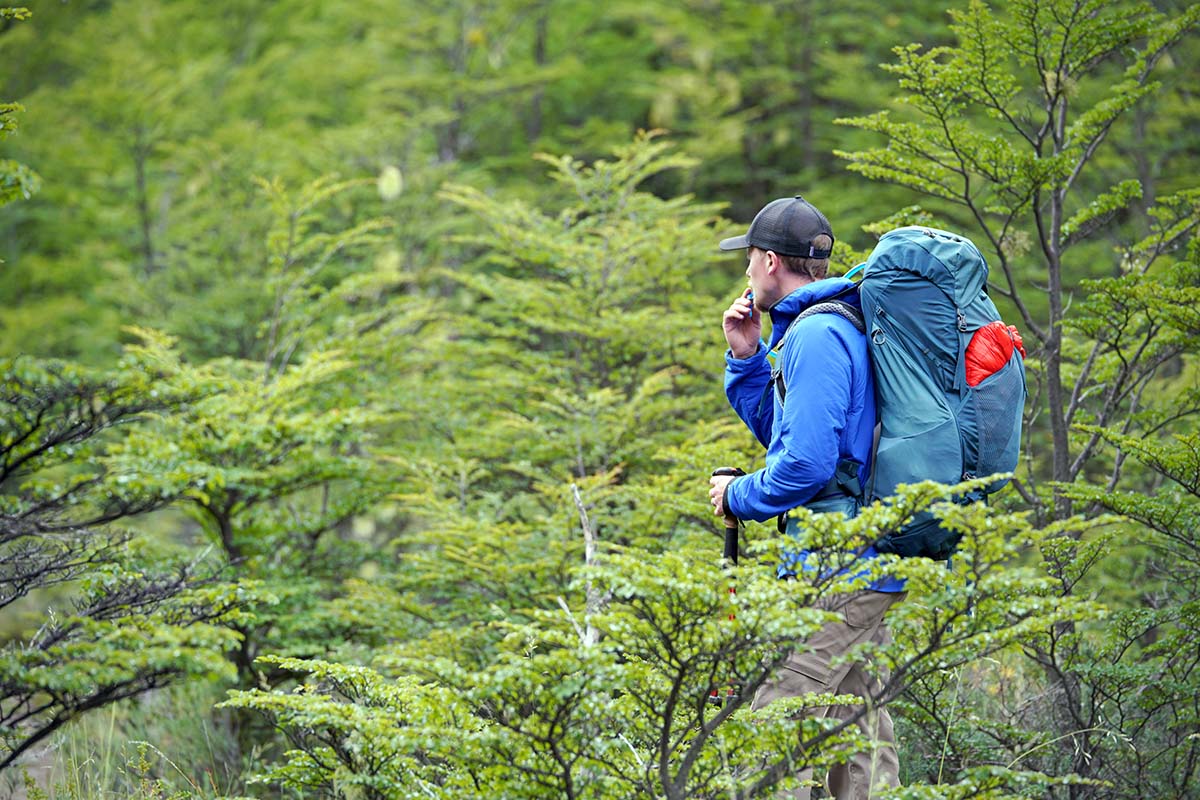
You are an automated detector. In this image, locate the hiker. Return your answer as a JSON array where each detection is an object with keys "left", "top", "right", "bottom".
[{"left": 708, "top": 195, "right": 906, "bottom": 800}]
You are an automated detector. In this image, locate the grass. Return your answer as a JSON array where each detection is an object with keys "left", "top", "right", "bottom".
[{"left": 21, "top": 679, "right": 247, "bottom": 800}]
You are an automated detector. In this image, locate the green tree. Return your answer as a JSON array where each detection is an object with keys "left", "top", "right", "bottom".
[
  {"left": 0, "top": 8, "right": 38, "bottom": 211},
  {"left": 836, "top": 0, "right": 1200, "bottom": 520},
  {"left": 227, "top": 483, "right": 1100, "bottom": 799},
  {"left": 0, "top": 334, "right": 245, "bottom": 770},
  {"left": 216, "top": 138, "right": 1107, "bottom": 800},
  {"left": 0, "top": 1, "right": 406, "bottom": 362},
  {"left": 835, "top": 2, "right": 1200, "bottom": 795},
  {"left": 1053, "top": 419, "right": 1200, "bottom": 797},
  {"left": 360, "top": 134, "right": 735, "bottom": 648},
  {"left": 4, "top": 0, "right": 1200, "bottom": 794}
]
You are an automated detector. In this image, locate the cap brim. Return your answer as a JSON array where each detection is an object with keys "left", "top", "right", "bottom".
[{"left": 718, "top": 234, "right": 750, "bottom": 251}]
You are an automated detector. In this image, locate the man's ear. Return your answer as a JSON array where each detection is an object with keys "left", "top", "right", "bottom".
[{"left": 764, "top": 250, "right": 781, "bottom": 275}]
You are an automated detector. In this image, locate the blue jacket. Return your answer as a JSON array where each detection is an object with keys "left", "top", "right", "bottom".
[
  {"left": 724, "top": 278, "right": 876, "bottom": 522},
  {"left": 725, "top": 278, "right": 906, "bottom": 592}
]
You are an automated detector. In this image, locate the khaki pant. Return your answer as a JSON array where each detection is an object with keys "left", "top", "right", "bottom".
[{"left": 752, "top": 590, "right": 905, "bottom": 800}]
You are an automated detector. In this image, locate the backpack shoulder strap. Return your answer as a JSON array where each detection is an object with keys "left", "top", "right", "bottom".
[
  {"left": 769, "top": 300, "right": 866, "bottom": 404},
  {"left": 764, "top": 298, "right": 870, "bottom": 518},
  {"left": 804, "top": 300, "right": 865, "bottom": 334},
  {"left": 771, "top": 299, "right": 865, "bottom": 356}
]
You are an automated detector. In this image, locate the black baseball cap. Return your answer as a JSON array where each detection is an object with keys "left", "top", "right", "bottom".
[{"left": 718, "top": 195, "right": 834, "bottom": 258}]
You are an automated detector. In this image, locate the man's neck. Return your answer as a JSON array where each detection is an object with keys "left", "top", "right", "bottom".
[{"left": 775, "top": 274, "right": 815, "bottom": 300}]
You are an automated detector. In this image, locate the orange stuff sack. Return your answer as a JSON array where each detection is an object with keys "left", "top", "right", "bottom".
[{"left": 965, "top": 321, "right": 1026, "bottom": 387}]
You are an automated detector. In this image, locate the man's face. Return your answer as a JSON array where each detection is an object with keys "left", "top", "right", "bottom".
[{"left": 745, "top": 247, "right": 772, "bottom": 310}]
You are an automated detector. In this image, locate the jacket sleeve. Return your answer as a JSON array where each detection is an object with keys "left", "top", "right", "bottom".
[
  {"left": 726, "top": 320, "right": 854, "bottom": 522},
  {"left": 724, "top": 342, "right": 773, "bottom": 447}
]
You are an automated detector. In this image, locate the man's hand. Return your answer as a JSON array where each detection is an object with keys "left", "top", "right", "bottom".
[
  {"left": 722, "top": 288, "right": 761, "bottom": 359},
  {"left": 709, "top": 474, "right": 737, "bottom": 517}
]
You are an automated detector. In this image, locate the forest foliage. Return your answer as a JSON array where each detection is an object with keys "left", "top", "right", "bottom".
[{"left": 1, "top": 1, "right": 1199, "bottom": 798}]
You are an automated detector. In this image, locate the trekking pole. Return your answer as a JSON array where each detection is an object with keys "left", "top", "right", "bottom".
[
  {"left": 709, "top": 466, "right": 744, "bottom": 705},
  {"left": 712, "top": 467, "right": 746, "bottom": 565}
]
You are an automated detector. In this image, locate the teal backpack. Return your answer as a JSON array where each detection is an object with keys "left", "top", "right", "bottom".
[{"left": 857, "top": 226, "right": 1026, "bottom": 559}]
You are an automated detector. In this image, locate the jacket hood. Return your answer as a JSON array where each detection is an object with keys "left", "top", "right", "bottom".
[{"left": 766, "top": 278, "right": 861, "bottom": 350}]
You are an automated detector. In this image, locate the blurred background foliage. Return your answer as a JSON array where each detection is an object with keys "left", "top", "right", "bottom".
[{"left": 1, "top": 0, "right": 1199, "bottom": 797}]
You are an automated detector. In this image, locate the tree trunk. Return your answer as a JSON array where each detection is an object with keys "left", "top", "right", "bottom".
[
  {"left": 526, "top": 13, "right": 547, "bottom": 142},
  {"left": 133, "top": 127, "right": 157, "bottom": 276}
]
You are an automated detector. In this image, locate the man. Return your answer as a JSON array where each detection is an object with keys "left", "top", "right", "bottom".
[{"left": 708, "top": 196, "right": 905, "bottom": 800}]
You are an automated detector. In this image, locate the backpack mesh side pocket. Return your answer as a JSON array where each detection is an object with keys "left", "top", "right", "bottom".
[{"left": 963, "top": 352, "right": 1025, "bottom": 492}]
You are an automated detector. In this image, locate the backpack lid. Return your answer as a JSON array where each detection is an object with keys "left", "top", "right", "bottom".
[{"left": 871, "top": 227, "right": 989, "bottom": 305}]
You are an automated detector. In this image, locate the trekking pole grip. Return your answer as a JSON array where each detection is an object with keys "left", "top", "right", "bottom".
[{"left": 711, "top": 467, "right": 746, "bottom": 563}]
